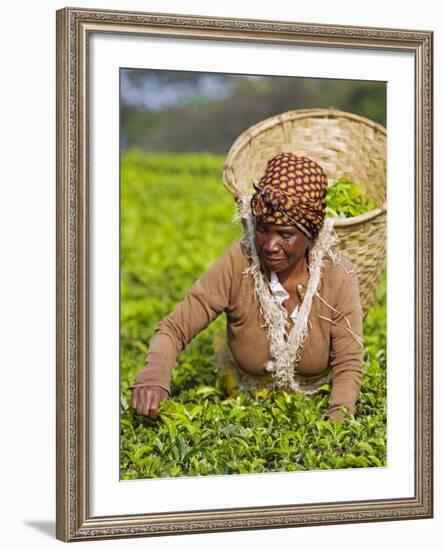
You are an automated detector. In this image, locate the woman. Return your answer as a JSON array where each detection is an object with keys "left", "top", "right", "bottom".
[{"left": 130, "top": 152, "right": 363, "bottom": 421}]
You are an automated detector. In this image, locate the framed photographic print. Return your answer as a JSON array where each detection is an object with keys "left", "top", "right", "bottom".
[{"left": 56, "top": 6, "right": 433, "bottom": 542}]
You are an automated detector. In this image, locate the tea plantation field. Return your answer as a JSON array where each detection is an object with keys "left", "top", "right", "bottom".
[{"left": 120, "top": 150, "right": 387, "bottom": 478}]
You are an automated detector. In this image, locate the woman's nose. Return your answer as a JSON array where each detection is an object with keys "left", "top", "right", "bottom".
[{"left": 262, "top": 234, "right": 280, "bottom": 254}]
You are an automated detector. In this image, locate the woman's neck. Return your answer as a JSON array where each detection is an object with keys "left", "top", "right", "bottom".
[{"left": 276, "top": 256, "right": 309, "bottom": 287}]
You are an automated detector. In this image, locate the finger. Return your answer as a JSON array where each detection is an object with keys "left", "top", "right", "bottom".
[
  {"left": 131, "top": 389, "right": 138, "bottom": 411},
  {"left": 142, "top": 390, "right": 153, "bottom": 417},
  {"left": 135, "top": 388, "right": 148, "bottom": 416},
  {"left": 148, "top": 397, "right": 160, "bottom": 420}
]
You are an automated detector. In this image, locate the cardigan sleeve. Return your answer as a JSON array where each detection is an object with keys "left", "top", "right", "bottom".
[
  {"left": 129, "top": 242, "right": 240, "bottom": 395},
  {"left": 326, "top": 258, "right": 364, "bottom": 420}
]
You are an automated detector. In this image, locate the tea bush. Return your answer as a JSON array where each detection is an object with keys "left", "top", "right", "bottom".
[{"left": 120, "top": 150, "right": 386, "bottom": 478}]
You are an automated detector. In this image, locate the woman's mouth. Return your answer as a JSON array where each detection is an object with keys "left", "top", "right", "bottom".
[{"left": 264, "top": 255, "right": 284, "bottom": 264}]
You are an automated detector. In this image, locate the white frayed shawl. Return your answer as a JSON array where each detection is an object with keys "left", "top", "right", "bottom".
[{"left": 235, "top": 193, "right": 340, "bottom": 391}]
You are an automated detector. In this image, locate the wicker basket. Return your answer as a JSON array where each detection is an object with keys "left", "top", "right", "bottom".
[{"left": 222, "top": 108, "right": 386, "bottom": 316}]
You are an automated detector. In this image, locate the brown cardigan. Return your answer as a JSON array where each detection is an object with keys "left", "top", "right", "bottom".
[{"left": 131, "top": 240, "right": 363, "bottom": 418}]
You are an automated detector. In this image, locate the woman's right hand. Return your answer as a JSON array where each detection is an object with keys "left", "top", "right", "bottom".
[{"left": 131, "top": 385, "right": 169, "bottom": 419}]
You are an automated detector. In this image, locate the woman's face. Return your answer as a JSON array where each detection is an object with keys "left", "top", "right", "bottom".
[{"left": 254, "top": 220, "right": 311, "bottom": 274}]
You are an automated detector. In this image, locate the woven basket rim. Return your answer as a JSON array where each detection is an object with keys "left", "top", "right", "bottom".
[
  {"left": 223, "top": 108, "right": 387, "bottom": 170},
  {"left": 333, "top": 202, "right": 387, "bottom": 227}
]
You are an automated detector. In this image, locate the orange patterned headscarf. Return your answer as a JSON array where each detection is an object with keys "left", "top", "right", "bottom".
[{"left": 250, "top": 152, "right": 328, "bottom": 240}]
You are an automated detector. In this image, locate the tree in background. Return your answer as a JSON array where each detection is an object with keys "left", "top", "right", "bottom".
[{"left": 121, "top": 69, "right": 386, "bottom": 153}]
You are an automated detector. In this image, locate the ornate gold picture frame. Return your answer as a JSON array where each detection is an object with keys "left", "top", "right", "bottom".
[{"left": 56, "top": 7, "right": 433, "bottom": 542}]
